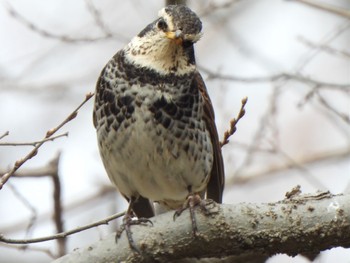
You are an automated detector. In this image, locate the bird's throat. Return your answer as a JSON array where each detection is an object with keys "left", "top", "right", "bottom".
[{"left": 125, "top": 36, "right": 196, "bottom": 76}]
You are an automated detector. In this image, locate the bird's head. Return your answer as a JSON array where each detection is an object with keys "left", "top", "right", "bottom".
[
  {"left": 155, "top": 5, "right": 202, "bottom": 46},
  {"left": 124, "top": 5, "right": 202, "bottom": 75}
]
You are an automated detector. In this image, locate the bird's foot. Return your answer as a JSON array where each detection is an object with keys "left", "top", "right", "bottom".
[
  {"left": 116, "top": 214, "right": 153, "bottom": 253},
  {"left": 173, "top": 194, "right": 212, "bottom": 236}
]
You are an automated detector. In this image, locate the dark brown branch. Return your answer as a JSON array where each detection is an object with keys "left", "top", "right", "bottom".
[
  {"left": 0, "top": 92, "right": 94, "bottom": 189},
  {"left": 50, "top": 192, "right": 350, "bottom": 263},
  {"left": 220, "top": 97, "right": 248, "bottom": 147},
  {"left": 50, "top": 154, "right": 65, "bottom": 257}
]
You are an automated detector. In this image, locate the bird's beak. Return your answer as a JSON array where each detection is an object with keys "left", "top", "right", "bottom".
[{"left": 166, "top": 30, "right": 183, "bottom": 45}]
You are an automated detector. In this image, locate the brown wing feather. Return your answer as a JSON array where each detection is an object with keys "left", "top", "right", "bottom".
[{"left": 193, "top": 72, "right": 225, "bottom": 203}]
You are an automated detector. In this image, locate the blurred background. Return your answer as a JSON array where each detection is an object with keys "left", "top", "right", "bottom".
[{"left": 0, "top": 0, "right": 349, "bottom": 262}]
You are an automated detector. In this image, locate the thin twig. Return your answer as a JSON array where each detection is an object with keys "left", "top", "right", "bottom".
[
  {"left": 85, "top": 0, "right": 113, "bottom": 37},
  {"left": 200, "top": 0, "right": 242, "bottom": 17},
  {"left": 228, "top": 146, "right": 350, "bottom": 186},
  {"left": 315, "top": 91, "right": 350, "bottom": 124},
  {"left": 0, "top": 185, "right": 115, "bottom": 235},
  {"left": 200, "top": 66, "right": 350, "bottom": 89},
  {"left": 3, "top": 2, "right": 112, "bottom": 43},
  {"left": 0, "top": 131, "right": 9, "bottom": 140},
  {"left": 291, "top": 0, "right": 350, "bottom": 18},
  {"left": 0, "top": 92, "right": 94, "bottom": 190},
  {"left": 1, "top": 242, "right": 56, "bottom": 259},
  {"left": 0, "top": 132, "right": 68, "bottom": 146},
  {"left": 220, "top": 97, "right": 248, "bottom": 147},
  {"left": 295, "top": 20, "right": 350, "bottom": 71},
  {"left": 298, "top": 36, "right": 350, "bottom": 59},
  {"left": 0, "top": 211, "right": 124, "bottom": 244},
  {"left": 7, "top": 182, "right": 38, "bottom": 237}
]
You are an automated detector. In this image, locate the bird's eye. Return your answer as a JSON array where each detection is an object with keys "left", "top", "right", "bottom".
[{"left": 157, "top": 19, "right": 168, "bottom": 31}]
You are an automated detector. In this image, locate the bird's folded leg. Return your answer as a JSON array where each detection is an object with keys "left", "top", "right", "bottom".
[{"left": 116, "top": 199, "right": 153, "bottom": 253}]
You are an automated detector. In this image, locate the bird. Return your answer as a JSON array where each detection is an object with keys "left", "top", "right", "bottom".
[{"left": 93, "top": 5, "right": 224, "bottom": 251}]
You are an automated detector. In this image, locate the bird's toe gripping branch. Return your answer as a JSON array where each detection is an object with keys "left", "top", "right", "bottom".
[
  {"left": 173, "top": 193, "right": 215, "bottom": 236},
  {"left": 116, "top": 205, "right": 153, "bottom": 253}
]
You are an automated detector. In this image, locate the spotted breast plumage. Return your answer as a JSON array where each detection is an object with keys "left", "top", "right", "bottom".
[{"left": 93, "top": 5, "right": 224, "bottom": 250}]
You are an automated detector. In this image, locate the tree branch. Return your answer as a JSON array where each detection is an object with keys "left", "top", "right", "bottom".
[
  {"left": 51, "top": 192, "right": 350, "bottom": 263},
  {"left": 0, "top": 131, "right": 9, "bottom": 140},
  {"left": 0, "top": 132, "right": 68, "bottom": 146},
  {"left": 200, "top": 66, "right": 350, "bottom": 89},
  {"left": 291, "top": 0, "right": 350, "bottom": 18},
  {"left": 0, "top": 212, "right": 124, "bottom": 245},
  {"left": 0, "top": 92, "right": 94, "bottom": 189},
  {"left": 220, "top": 97, "right": 247, "bottom": 147}
]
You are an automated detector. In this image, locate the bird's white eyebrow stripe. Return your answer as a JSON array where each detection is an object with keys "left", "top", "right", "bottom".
[{"left": 158, "top": 8, "right": 175, "bottom": 32}]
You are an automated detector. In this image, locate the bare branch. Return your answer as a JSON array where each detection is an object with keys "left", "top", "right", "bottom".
[
  {"left": 0, "top": 92, "right": 94, "bottom": 190},
  {"left": 220, "top": 97, "right": 248, "bottom": 147},
  {"left": 84, "top": 0, "right": 113, "bottom": 37},
  {"left": 5, "top": 153, "right": 66, "bottom": 255},
  {"left": 3, "top": 155, "right": 60, "bottom": 178},
  {"left": 199, "top": 0, "right": 243, "bottom": 17},
  {"left": 0, "top": 185, "right": 115, "bottom": 235},
  {"left": 0, "top": 242, "right": 56, "bottom": 259},
  {"left": 0, "top": 132, "right": 68, "bottom": 147},
  {"left": 0, "top": 211, "right": 124, "bottom": 244},
  {"left": 295, "top": 20, "right": 350, "bottom": 70},
  {"left": 229, "top": 146, "right": 350, "bottom": 185},
  {"left": 200, "top": 66, "right": 350, "bottom": 89},
  {"left": 50, "top": 154, "right": 65, "bottom": 257},
  {"left": 7, "top": 182, "right": 38, "bottom": 236},
  {"left": 3, "top": 2, "right": 113, "bottom": 42},
  {"left": 50, "top": 192, "right": 350, "bottom": 263},
  {"left": 291, "top": 0, "right": 350, "bottom": 18},
  {"left": 315, "top": 91, "right": 350, "bottom": 124},
  {"left": 298, "top": 36, "right": 350, "bottom": 59},
  {"left": 0, "top": 131, "right": 9, "bottom": 140}
]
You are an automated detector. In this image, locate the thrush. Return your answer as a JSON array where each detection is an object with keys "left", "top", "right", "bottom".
[{"left": 93, "top": 5, "right": 224, "bottom": 250}]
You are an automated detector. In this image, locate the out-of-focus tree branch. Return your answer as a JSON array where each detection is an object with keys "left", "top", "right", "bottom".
[
  {"left": 166, "top": 0, "right": 187, "bottom": 6},
  {"left": 228, "top": 146, "right": 350, "bottom": 186},
  {"left": 292, "top": 0, "right": 350, "bottom": 18}
]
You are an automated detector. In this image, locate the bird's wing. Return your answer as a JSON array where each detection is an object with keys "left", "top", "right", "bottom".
[{"left": 193, "top": 71, "right": 225, "bottom": 203}]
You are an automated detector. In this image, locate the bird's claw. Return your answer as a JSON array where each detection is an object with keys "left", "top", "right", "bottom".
[
  {"left": 173, "top": 194, "right": 211, "bottom": 236},
  {"left": 116, "top": 216, "right": 153, "bottom": 253}
]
